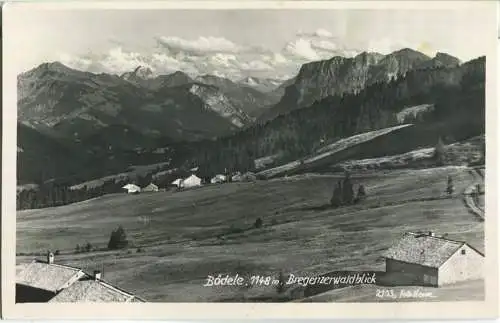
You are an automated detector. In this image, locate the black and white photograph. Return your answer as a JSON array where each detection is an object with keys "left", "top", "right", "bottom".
[{"left": 2, "top": 0, "right": 498, "bottom": 319}]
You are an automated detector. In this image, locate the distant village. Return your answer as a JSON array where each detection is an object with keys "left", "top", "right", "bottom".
[
  {"left": 121, "top": 168, "right": 258, "bottom": 194},
  {"left": 16, "top": 164, "right": 260, "bottom": 210}
]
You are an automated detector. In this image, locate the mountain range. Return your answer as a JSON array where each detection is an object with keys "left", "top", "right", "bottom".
[
  {"left": 259, "top": 48, "right": 461, "bottom": 121},
  {"left": 19, "top": 62, "right": 293, "bottom": 141},
  {"left": 17, "top": 48, "right": 483, "bottom": 185}
]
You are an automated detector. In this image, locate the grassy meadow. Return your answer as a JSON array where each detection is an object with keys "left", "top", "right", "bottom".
[{"left": 16, "top": 166, "right": 484, "bottom": 302}]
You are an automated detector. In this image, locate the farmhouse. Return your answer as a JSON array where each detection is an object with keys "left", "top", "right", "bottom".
[
  {"left": 49, "top": 270, "right": 146, "bottom": 303},
  {"left": 122, "top": 183, "right": 141, "bottom": 194},
  {"left": 182, "top": 174, "right": 202, "bottom": 188},
  {"left": 142, "top": 183, "right": 159, "bottom": 192},
  {"left": 210, "top": 174, "right": 227, "bottom": 184},
  {"left": 16, "top": 252, "right": 144, "bottom": 303},
  {"left": 383, "top": 232, "right": 484, "bottom": 287}
]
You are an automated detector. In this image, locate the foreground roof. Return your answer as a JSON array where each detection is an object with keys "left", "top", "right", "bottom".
[
  {"left": 49, "top": 276, "right": 145, "bottom": 303},
  {"left": 383, "top": 232, "right": 480, "bottom": 268},
  {"left": 16, "top": 261, "right": 84, "bottom": 293}
]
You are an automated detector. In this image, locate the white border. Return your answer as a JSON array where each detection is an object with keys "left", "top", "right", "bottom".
[{"left": 2, "top": 0, "right": 499, "bottom": 320}]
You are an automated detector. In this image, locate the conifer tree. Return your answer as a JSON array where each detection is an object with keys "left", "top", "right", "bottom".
[
  {"left": 342, "top": 171, "right": 355, "bottom": 205},
  {"left": 446, "top": 176, "right": 454, "bottom": 195},
  {"left": 330, "top": 181, "right": 343, "bottom": 207},
  {"left": 357, "top": 184, "right": 367, "bottom": 201},
  {"left": 434, "top": 137, "right": 446, "bottom": 166}
]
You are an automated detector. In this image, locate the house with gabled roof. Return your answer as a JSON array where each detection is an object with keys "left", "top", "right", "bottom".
[
  {"left": 16, "top": 252, "right": 145, "bottom": 303},
  {"left": 383, "top": 232, "right": 484, "bottom": 287},
  {"left": 122, "top": 183, "right": 141, "bottom": 194},
  {"left": 142, "top": 183, "right": 159, "bottom": 192},
  {"left": 49, "top": 270, "right": 145, "bottom": 303},
  {"left": 182, "top": 174, "right": 202, "bottom": 188},
  {"left": 16, "top": 253, "right": 86, "bottom": 302},
  {"left": 210, "top": 174, "right": 227, "bottom": 184}
]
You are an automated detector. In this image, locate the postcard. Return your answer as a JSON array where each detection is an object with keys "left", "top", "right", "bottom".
[{"left": 2, "top": 0, "right": 498, "bottom": 319}]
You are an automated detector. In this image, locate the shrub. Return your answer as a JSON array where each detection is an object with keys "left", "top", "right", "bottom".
[
  {"left": 227, "top": 225, "right": 245, "bottom": 235},
  {"left": 357, "top": 184, "right": 367, "bottom": 200},
  {"left": 85, "top": 242, "right": 93, "bottom": 252},
  {"left": 54, "top": 250, "right": 60, "bottom": 256},
  {"left": 108, "top": 226, "right": 129, "bottom": 250},
  {"left": 254, "top": 217, "right": 263, "bottom": 229}
]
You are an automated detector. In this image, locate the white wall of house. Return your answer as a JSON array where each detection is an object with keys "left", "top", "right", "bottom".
[
  {"left": 183, "top": 175, "right": 201, "bottom": 188},
  {"left": 438, "top": 244, "right": 484, "bottom": 286}
]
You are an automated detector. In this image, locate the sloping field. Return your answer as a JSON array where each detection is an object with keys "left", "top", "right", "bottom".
[
  {"left": 257, "top": 124, "right": 413, "bottom": 178},
  {"left": 334, "top": 136, "right": 484, "bottom": 171},
  {"left": 17, "top": 166, "right": 483, "bottom": 302}
]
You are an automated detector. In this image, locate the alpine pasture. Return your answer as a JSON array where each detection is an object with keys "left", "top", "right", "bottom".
[{"left": 16, "top": 166, "right": 484, "bottom": 302}]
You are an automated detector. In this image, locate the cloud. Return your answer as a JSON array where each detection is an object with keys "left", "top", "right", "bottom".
[
  {"left": 283, "top": 38, "right": 321, "bottom": 61},
  {"left": 156, "top": 36, "right": 243, "bottom": 56},
  {"left": 311, "top": 39, "right": 339, "bottom": 52},
  {"left": 297, "top": 28, "right": 334, "bottom": 38},
  {"left": 238, "top": 60, "right": 273, "bottom": 72},
  {"left": 55, "top": 32, "right": 364, "bottom": 81}
]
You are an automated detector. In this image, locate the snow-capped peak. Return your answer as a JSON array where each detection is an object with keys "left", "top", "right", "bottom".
[{"left": 121, "top": 65, "right": 154, "bottom": 81}]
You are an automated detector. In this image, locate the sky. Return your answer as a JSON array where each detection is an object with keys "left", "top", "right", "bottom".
[{"left": 7, "top": 7, "right": 491, "bottom": 80}]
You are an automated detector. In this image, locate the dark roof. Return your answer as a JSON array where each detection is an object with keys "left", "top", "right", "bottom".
[
  {"left": 49, "top": 275, "right": 144, "bottom": 303},
  {"left": 16, "top": 260, "right": 84, "bottom": 293},
  {"left": 17, "top": 259, "right": 146, "bottom": 302},
  {"left": 383, "top": 232, "right": 482, "bottom": 268}
]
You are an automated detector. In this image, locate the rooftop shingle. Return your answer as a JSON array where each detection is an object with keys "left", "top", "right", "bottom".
[
  {"left": 49, "top": 276, "right": 144, "bottom": 303},
  {"left": 383, "top": 232, "right": 468, "bottom": 268},
  {"left": 16, "top": 261, "right": 84, "bottom": 293}
]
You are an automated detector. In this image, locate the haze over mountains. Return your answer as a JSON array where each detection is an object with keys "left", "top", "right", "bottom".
[{"left": 17, "top": 48, "right": 484, "bottom": 185}]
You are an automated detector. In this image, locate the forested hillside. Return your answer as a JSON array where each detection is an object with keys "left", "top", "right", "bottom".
[{"left": 187, "top": 56, "right": 485, "bottom": 177}]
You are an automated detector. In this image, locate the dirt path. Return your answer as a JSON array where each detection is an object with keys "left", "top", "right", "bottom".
[{"left": 463, "top": 168, "right": 485, "bottom": 221}]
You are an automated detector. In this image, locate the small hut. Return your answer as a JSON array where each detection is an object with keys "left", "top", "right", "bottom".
[
  {"left": 210, "top": 174, "right": 227, "bottom": 184},
  {"left": 122, "top": 184, "right": 141, "bottom": 194},
  {"left": 142, "top": 183, "right": 159, "bottom": 192}
]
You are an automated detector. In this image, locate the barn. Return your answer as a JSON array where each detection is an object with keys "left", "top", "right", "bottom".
[
  {"left": 182, "top": 174, "right": 202, "bottom": 188},
  {"left": 210, "top": 174, "right": 227, "bottom": 184},
  {"left": 383, "top": 232, "right": 484, "bottom": 287},
  {"left": 122, "top": 184, "right": 141, "bottom": 194},
  {"left": 142, "top": 183, "right": 159, "bottom": 192}
]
